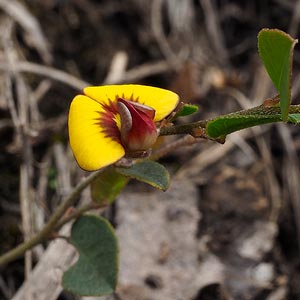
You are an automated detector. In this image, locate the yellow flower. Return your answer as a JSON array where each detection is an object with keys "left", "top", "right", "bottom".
[{"left": 68, "top": 84, "right": 179, "bottom": 171}]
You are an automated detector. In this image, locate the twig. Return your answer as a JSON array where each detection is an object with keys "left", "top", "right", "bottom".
[
  {"left": 29, "top": 79, "right": 52, "bottom": 124},
  {"left": 227, "top": 86, "right": 282, "bottom": 223},
  {"left": 175, "top": 125, "right": 271, "bottom": 180},
  {"left": 277, "top": 124, "right": 300, "bottom": 252},
  {"left": 151, "top": 0, "right": 180, "bottom": 70},
  {"left": 34, "top": 150, "right": 51, "bottom": 249},
  {"left": 0, "top": 59, "right": 173, "bottom": 89},
  {"left": 159, "top": 120, "right": 208, "bottom": 136},
  {"left": 0, "top": 60, "right": 90, "bottom": 90},
  {"left": 103, "top": 51, "right": 128, "bottom": 84},
  {"left": 116, "top": 60, "right": 171, "bottom": 84},
  {"left": 20, "top": 165, "right": 32, "bottom": 300},
  {"left": 17, "top": 79, "right": 34, "bottom": 293},
  {"left": 2, "top": 19, "right": 35, "bottom": 299},
  {"left": 53, "top": 142, "right": 71, "bottom": 197},
  {"left": 0, "top": 0, "right": 52, "bottom": 63},
  {"left": 11, "top": 222, "right": 76, "bottom": 300},
  {"left": 4, "top": 74, "right": 21, "bottom": 139},
  {"left": 0, "top": 169, "right": 104, "bottom": 266},
  {"left": 256, "top": 135, "right": 282, "bottom": 222},
  {"left": 150, "top": 135, "right": 197, "bottom": 161},
  {"left": 199, "top": 0, "right": 230, "bottom": 67},
  {"left": 55, "top": 202, "right": 105, "bottom": 230}
]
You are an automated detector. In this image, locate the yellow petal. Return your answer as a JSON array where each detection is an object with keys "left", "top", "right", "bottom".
[
  {"left": 84, "top": 84, "right": 179, "bottom": 121},
  {"left": 68, "top": 95, "right": 125, "bottom": 171}
]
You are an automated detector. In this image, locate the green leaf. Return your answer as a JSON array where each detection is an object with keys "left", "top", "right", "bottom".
[
  {"left": 91, "top": 167, "right": 128, "bottom": 205},
  {"left": 258, "top": 29, "right": 297, "bottom": 121},
  {"left": 206, "top": 103, "right": 300, "bottom": 138},
  {"left": 116, "top": 160, "right": 170, "bottom": 191},
  {"left": 174, "top": 103, "right": 199, "bottom": 118},
  {"left": 62, "top": 215, "right": 118, "bottom": 296},
  {"left": 288, "top": 113, "right": 300, "bottom": 124},
  {"left": 206, "top": 105, "right": 283, "bottom": 138}
]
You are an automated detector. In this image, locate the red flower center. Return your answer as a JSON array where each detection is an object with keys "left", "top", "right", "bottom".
[
  {"left": 97, "top": 97, "right": 158, "bottom": 153},
  {"left": 117, "top": 98, "right": 158, "bottom": 152}
]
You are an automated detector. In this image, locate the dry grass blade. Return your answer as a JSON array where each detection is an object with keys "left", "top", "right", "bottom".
[
  {"left": 151, "top": 0, "right": 180, "bottom": 70},
  {"left": 0, "top": 61, "right": 90, "bottom": 90},
  {"left": 1, "top": 18, "right": 35, "bottom": 300},
  {"left": 278, "top": 124, "right": 300, "bottom": 252},
  {"left": 103, "top": 51, "right": 128, "bottom": 84},
  {"left": 0, "top": 59, "right": 172, "bottom": 89},
  {"left": 199, "top": 0, "right": 230, "bottom": 67},
  {"left": 11, "top": 224, "right": 76, "bottom": 300},
  {"left": 175, "top": 130, "right": 251, "bottom": 180},
  {"left": 53, "top": 143, "right": 71, "bottom": 197},
  {"left": 0, "top": 0, "right": 52, "bottom": 63}
]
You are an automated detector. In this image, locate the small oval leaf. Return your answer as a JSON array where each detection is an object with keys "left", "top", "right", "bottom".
[
  {"left": 91, "top": 167, "right": 128, "bottom": 205},
  {"left": 174, "top": 103, "right": 199, "bottom": 118},
  {"left": 258, "top": 29, "right": 297, "bottom": 121},
  {"left": 62, "top": 215, "right": 118, "bottom": 296},
  {"left": 206, "top": 115, "right": 280, "bottom": 138},
  {"left": 206, "top": 105, "right": 283, "bottom": 138},
  {"left": 116, "top": 160, "right": 170, "bottom": 191}
]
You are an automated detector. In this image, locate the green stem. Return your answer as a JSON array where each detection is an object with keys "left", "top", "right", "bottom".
[
  {"left": 0, "top": 169, "right": 103, "bottom": 266},
  {"left": 55, "top": 202, "right": 105, "bottom": 230},
  {"left": 159, "top": 104, "right": 300, "bottom": 137},
  {"left": 159, "top": 120, "right": 208, "bottom": 136}
]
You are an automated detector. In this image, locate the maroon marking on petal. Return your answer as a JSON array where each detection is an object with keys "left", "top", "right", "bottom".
[
  {"left": 93, "top": 98, "right": 121, "bottom": 143},
  {"left": 101, "top": 98, "right": 119, "bottom": 114},
  {"left": 91, "top": 94, "right": 155, "bottom": 148}
]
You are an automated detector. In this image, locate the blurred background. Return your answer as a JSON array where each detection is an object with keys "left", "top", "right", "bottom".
[{"left": 1, "top": 0, "right": 300, "bottom": 299}]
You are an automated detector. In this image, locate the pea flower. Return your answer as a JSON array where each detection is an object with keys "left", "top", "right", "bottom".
[{"left": 68, "top": 84, "right": 179, "bottom": 171}]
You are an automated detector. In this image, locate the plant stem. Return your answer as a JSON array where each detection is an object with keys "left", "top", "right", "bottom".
[
  {"left": 159, "top": 104, "right": 300, "bottom": 136},
  {"left": 55, "top": 202, "right": 105, "bottom": 230},
  {"left": 0, "top": 169, "right": 103, "bottom": 266},
  {"left": 150, "top": 135, "right": 196, "bottom": 161},
  {"left": 159, "top": 120, "right": 208, "bottom": 136}
]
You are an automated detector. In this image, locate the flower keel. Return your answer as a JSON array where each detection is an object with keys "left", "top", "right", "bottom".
[{"left": 117, "top": 98, "right": 158, "bottom": 153}]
